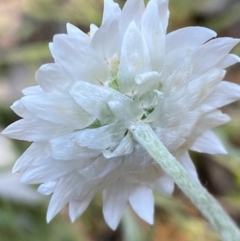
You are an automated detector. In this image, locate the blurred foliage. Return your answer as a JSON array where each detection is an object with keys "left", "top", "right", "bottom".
[
  {"left": 0, "top": 43, "right": 50, "bottom": 65},
  {"left": 24, "top": 0, "right": 103, "bottom": 24},
  {"left": 0, "top": 0, "right": 240, "bottom": 241},
  {"left": 0, "top": 198, "right": 85, "bottom": 241}
]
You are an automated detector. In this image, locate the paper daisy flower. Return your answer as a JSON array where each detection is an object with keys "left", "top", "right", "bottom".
[{"left": 3, "top": 0, "right": 240, "bottom": 230}]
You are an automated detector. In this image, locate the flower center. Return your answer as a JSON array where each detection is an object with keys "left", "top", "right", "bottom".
[{"left": 104, "top": 53, "right": 162, "bottom": 123}]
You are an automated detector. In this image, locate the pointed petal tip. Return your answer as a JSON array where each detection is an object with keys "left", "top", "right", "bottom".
[
  {"left": 145, "top": 215, "right": 154, "bottom": 225},
  {"left": 103, "top": 209, "right": 120, "bottom": 230},
  {"left": 46, "top": 214, "right": 52, "bottom": 223},
  {"left": 66, "top": 22, "right": 71, "bottom": 28},
  {"left": 191, "top": 130, "right": 229, "bottom": 155},
  {"left": 1, "top": 122, "right": 27, "bottom": 141},
  {"left": 233, "top": 55, "right": 240, "bottom": 63},
  {"left": 162, "top": 183, "right": 174, "bottom": 196},
  {"left": 69, "top": 208, "right": 77, "bottom": 223},
  {"left": 217, "top": 146, "right": 228, "bottom": 155},
  {"left": 136, "top": 210, "right": 154, "bottom": 225},
  {"left": 103, "top": 198, "right": 125, "bottom": 231},
  {"left": 106, "top": 220, "right": 119, "bottom": 231},
  {"left": 12, "top": 165, "right": 19, "bottom": 174},
  {"left": 19, "top": 175, "right": 28, "bottom": 184},
  {"left": 129, "top": 186, "right": 154, "bottom": 225},
  {"left": 69, "top": 213, "right": 76, "bottom": 223},
  {"left": 19, "top": 171, "right": 37, "bottom": 184},
  {"left": 12, "top": 158, "right": 25, "bottom": 174},
  {"left": 153, "top": 175, "right": 175, "bottom": 196},
  {"left": 46, "top": 208, "right": 56, "bottom": 223},
  {"left": 1, "top": 128, "right": 8, "bottom": 136},
  {"left": 102, "top": 208, "right": 119, "bottom": 230},
  {"left": 234, "top": 38, "right": 240, "bottom": 44}
]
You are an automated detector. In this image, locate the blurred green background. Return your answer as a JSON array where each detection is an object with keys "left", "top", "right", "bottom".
[{"left": 0, "top": 0, "right": 240, "bottom": 240}]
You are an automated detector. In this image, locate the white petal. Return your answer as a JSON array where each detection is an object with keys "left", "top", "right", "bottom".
[
  {"left": 66, "top": 23, "right": 90, "bottom": 43},
  {"left": 153, "top": 0, "right": 169, "bottom": 32},
  {"left": 10, "top": 100, "right": 33, "bottom": 118},
  {"left": 135, "top": 71, "right": 160, "bottom": 85},
  {"left": 217, "top": 54, "right": 240, "bottom": 69},
  {"left": 102, "top": 0, "right": 121, "bottom": 24},
  {"left": 108, "top": 98, "right": 143, "bottom": 126},
  {"left": 191, "top": 130, "right": 227, "bottom": 154},
  {"left": 89, "top": 24, "right": 98, "bottom": 38},
  {"left": 77, "top": 123, "right": 125, "bottom": 150},
  {"left": 120, "top": 145, "right": 153, "bottom": 176},
  {"left": 49, "top": 132, "right": 100, "bottom": 161},
  {"left": 21, "top": 93, "right": 94, "bottom": 128},
  {"left": 79, "top": 155, "right": 121, "bottom": 179},
  {"left": 165, "top": 27, "right": 217, "bottom": 74},
  {"left": 103, "top": 132, "right": 134, "bottom": 158},
  {"left": 35, "top": 63, "right": 72, "bottom": 93},
  {"left": 69, "top": 81, "right": 115, "bottom": 124},
  {"left": 91, "top": 20, "right": 119, "bottom": 59},
  {"left": 119, "top": 0, "right": 145, "bottom": 35},
  {"left": 129, "top": 185, "right": 154, "bottom": 224},
  {"left": 118, "top": 22, "right": 151, "bottom": 95},
  {"left": 194, "top": 110, "right": 230, "bottom": 136},
  {"left": 103, "top": 180, "right": 133, "bottom": 230},
  {"left": 202, "top": 81, "right": 240, "bottom": 112},
  {"left": 146, "top": 91, "right": 164, "bottom": 122},
  {"left": 53, "top": 34, "right": 109, "bottom": 85},
  {"left": 151, "top": 175, "right": 174, "bottom": 196},
  {"left": 20, "top": 157, "right": 81, "bottom": 184},
  {"left": 188, "top": 68, "right": 226, "bottom": 108},
  {"left": 2, "top": 118, "right": 73, "bottom": 142},
  {"left": 162, "top": 53, "right": 193, "bottom": 93},
  {"left": 22, "top": 86, "right": 44, "bottom": 95},
  {"left": 69, "top": 81, "right": 142, "bottom": 125},
  {"left": 166, "top": 27, "right": 216, "bottom": 53},
  {"left": 178, "top": 152, "right": 199, "bottom": 183},
  {"left": 141, "top": 0, "right": 165, "bottom": 72},
  {"left": 47, "top": 173, "right": 83, "bottom": 222},
  {"left": 192, "top": 38, "right": 240, "bottom": 77},
  {"left": 49, "top": 42, "right": 56, "bottom": 59},
  {"left": 38, "top": 181, "right": 57, "bottom": 195},
  {"left": 12, "top": 143, "right": 47, "bottom": 173},
  {"left": 154, "top": 126, "right": 185, "bottom": 152},
  {"left": 69, "top": 196, "right": 93, "bottom": 222}
]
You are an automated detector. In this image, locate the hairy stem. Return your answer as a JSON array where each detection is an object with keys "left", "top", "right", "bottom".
[{"left": 130, "top": 122, "right": 240, "bottom": 241}]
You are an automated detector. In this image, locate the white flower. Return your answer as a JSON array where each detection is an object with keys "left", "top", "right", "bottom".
[{"left": 2, "top": 0, "right": 240, "bottom": 230}]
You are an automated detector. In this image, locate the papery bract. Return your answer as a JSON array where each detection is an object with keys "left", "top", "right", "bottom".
[{"left": 3, "top": 0, "right": 240, "bottom": 230}]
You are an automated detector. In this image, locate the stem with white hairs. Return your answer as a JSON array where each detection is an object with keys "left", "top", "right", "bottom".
[{"left": 130, "top": 122, "right": 240, "bottom": 241}]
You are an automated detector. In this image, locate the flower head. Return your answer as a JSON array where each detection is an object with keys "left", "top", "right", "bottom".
[{"left": 3, "top": 0, "right": 240, "bottom": 230}]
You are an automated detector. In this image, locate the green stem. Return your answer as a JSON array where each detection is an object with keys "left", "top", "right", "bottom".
[
  {"left": 130, "top": 122, "right": 240, "bottom": 241},
  {"left": 122, "top": 207, "right": 143, "bottom": 241}
]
